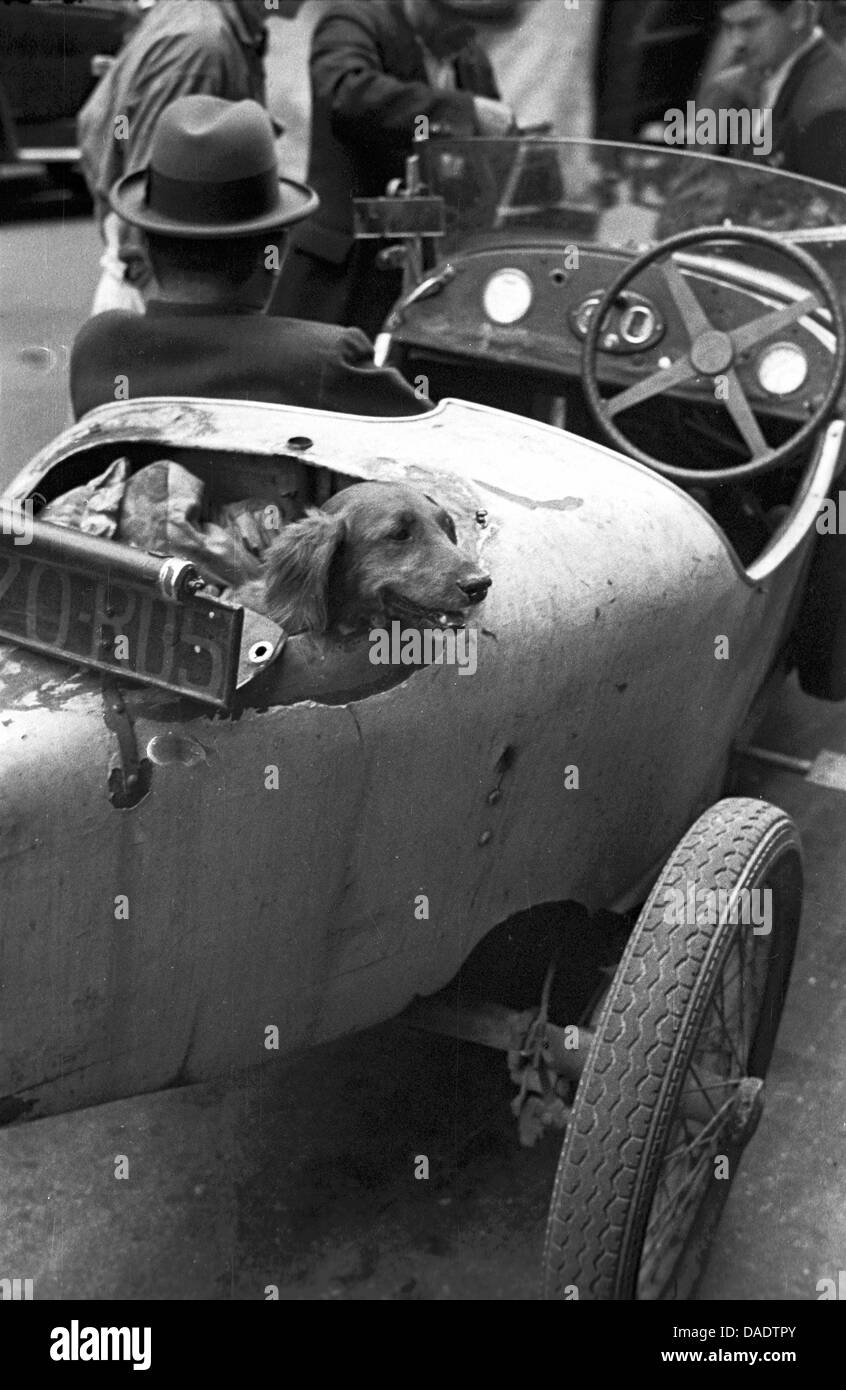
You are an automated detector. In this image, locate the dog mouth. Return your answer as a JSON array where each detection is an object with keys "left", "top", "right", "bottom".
[{"left": 382, "top": 590, "right": 469, "bottom": 628}]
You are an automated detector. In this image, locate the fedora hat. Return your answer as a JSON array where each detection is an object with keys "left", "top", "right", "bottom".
[{"left": 110, "top": 95, "right": 319, "bottom": 238}]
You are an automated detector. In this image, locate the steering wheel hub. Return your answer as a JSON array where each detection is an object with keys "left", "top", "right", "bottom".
[{"left": 690, "top": 328, "right": 734, "bottom": 376}]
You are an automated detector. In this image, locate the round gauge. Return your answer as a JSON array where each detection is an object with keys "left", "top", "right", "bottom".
[
  {"left": 482, "top": 268, "right": 534, "bottom": 325},
  {"left": 757, "top": 341, "right": 809, "bottom": 397}
]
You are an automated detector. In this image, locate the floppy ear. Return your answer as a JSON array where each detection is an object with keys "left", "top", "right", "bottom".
[
  {"left": 424, "top": 493, "right": 457, "bottom": 544},
  {"left": 262, "top": 508, "right": 346, "bottom": 633}
]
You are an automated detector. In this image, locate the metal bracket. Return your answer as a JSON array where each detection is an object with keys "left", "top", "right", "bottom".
[
  {"left": 101, "top": 677, "right": 143, "bottom": 805},
  {"left": 235, "top": 608, "right": 287, "bottom": 690},
  {"left": 401, "top": 984, "right": 592, "bottom": 1148}
]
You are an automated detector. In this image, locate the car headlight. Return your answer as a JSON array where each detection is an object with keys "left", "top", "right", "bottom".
[
  {"left": 483, "top": 268, "right": 533, "bottom": 325},
  {"left": 757, "top": 341, "right": 808, "bottom": 397}
]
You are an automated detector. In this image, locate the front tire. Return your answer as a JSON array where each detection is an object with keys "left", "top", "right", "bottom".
[{"left": 543, "top": 797, "right": 802, "bottom": 1301}]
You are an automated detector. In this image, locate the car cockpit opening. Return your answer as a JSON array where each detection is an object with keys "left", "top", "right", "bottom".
[{"left": 2, "top": 432, "right": 492, "bottom": 713}]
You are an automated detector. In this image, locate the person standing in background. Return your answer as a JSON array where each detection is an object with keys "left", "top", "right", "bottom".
[
  {"left": 269, "top": 0, "right": 513, "bottom": 339},
  {"left": 696, "top": 0, "right": 846, "bottom": 187},
  {"left": 479, "top": 0, "right": 602, "bottom": 140},
  {"left": 78, "top": 0, "right": 304, "bottom": 315}
]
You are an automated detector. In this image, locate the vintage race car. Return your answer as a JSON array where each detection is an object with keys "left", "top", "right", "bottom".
[{"left": 3, "top": 137, "right": 846, "bottom": 1301}]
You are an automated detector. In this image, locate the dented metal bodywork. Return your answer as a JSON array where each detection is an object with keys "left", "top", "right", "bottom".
[{"left": 0, "top": 396, "right": 816, "bottom": 1119}]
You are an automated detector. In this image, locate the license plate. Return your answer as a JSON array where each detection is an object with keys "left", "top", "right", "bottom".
[{"left": 0, "top": 549, "right": 242, "bottom": 709}]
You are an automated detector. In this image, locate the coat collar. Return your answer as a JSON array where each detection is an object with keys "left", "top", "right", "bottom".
[
  {"left": 770, "top": 33, "right": 835, "bottom": 120},
  {"left": 146, "top": 298, "right": 264, "bottom": 318}
]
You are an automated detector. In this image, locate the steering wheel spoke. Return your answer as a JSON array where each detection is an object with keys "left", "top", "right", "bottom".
[
  {"left": 661, "top": 257, "right": 715, "bottom": 341},
  {"left": 722, "top": 369, "right": 769, "bottom": 457},
  {"left": 731, "top": 293, "right": 821, "bottom": 355},
  {"left": 605, "top": 354, "right": 697, "bottom": 419}
]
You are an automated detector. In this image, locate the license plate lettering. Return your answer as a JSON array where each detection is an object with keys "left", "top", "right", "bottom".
[
  {"left": 25, "top": 562, "right": 72, "bottom": 649},
  {"left": 177, "top": 610, "right": 223, "bottom": 695},
  {"left": 0, "top": 547, "right": 241, "bottom": 709},
  {"left": 134, "top": 590, "right": 176, "bottom": 683},
  {"left": 0, "top": 555, "right": 21, "bottom": 606},
  {"left": 91, "top": 579, "right": 137, "bottom": 662}
]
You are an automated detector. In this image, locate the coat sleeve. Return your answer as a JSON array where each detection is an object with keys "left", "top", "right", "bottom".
[
  {"left": 328, "top": 328, "right": 433, "bottom": 416},
  {"left": 310, "top": 4, "right": 482, "bottom": 156}
]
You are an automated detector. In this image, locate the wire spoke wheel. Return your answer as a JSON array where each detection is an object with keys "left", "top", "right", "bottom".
[{"left": 543, "top": 798, "right": 802, "bottom": 1301}]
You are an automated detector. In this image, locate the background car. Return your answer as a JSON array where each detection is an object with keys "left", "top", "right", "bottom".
[{"left": 0, "top": 0, "right": 141, "bottom": 194}]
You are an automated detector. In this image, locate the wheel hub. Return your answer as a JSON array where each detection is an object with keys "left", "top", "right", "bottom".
[
  {"left": 727, "top": 1075, "right": 765, "bottom": 1143},
  {"left": 690, "top": 328, "right": 734, "bottom": 375}
]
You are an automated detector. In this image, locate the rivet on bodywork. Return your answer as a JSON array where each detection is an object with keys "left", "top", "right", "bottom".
[{"left": 478, "top": 830, "right": 492, "bottom": 846}]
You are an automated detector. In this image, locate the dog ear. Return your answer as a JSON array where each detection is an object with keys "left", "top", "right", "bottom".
[
  {"left": 424, "top": 493, "right": 457, "bottom": 544},
  {"left": 262, "top": 508, "right": 346, "bottom": 633}
]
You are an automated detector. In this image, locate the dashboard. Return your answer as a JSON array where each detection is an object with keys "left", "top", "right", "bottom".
[{"left": 389, "top": 245, "right": 836, "bottom": 425}]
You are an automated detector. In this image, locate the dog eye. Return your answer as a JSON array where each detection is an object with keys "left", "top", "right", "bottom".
[{"left": 390, "top": 523, "right": 413, "bottom": 542}]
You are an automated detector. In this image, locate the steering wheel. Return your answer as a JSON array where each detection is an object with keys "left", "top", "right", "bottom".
[{"left": 581, "top": 226, "right": 846, "bottom": 486}]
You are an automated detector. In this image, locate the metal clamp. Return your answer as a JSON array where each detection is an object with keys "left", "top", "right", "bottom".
[{"left": 156, "top": 557, "right": 204, "bottom": 603}]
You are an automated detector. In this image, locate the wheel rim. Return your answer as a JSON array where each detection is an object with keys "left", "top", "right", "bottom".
[{"left": 636, "top": 890, "right": 776, "bottom": 1300}]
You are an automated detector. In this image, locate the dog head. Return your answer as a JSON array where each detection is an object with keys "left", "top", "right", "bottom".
[{"left": 261, "top": 480, "right": 491, "bottom": 634}]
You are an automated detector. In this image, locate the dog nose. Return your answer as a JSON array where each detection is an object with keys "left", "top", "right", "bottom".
[{"left": 460, "top": 574, "right": 492, "bottom": 606}]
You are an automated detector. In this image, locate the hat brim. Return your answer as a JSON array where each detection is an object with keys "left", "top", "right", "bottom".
[{"left": 110, "top": 168, "right": 320, "bottom": 238}]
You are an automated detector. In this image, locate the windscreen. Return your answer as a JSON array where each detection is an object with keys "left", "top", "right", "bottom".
[{"left": 420, "top": 138, "right": 846, "bottom": 283}]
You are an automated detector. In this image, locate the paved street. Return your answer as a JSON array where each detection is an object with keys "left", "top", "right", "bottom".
[{"left": 0, "top": 215, "right": 99, "bottom": 485}]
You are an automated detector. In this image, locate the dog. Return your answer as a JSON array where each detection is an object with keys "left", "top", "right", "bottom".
[{"left": 234, "top": 481, "right": 491, "bottom": 635}]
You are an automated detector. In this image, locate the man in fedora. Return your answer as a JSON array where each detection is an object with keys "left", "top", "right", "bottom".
[{"left": 70, "top": 96, "right": 429, "bottom": 420}]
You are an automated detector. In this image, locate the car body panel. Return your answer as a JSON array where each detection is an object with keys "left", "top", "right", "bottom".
[{"left": 0, "top": 396, "right": 808, "bottom": 1119}]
